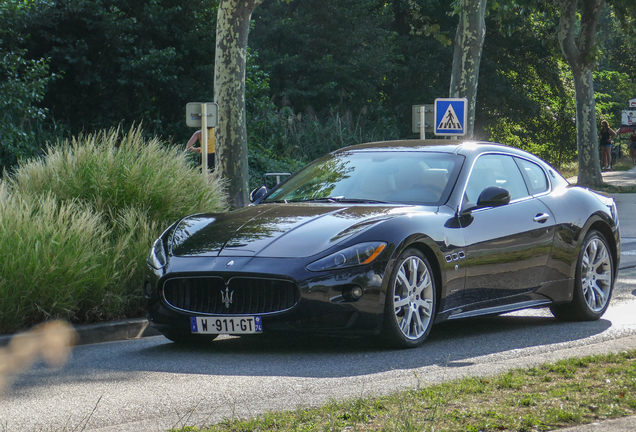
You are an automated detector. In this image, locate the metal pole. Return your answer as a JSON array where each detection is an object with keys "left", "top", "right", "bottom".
[
  {"left": 420, "top": 107, "right": 426, "bottom": 140},
  {"left": 201, "top": 103, "right": 208, "bottom": 173}
]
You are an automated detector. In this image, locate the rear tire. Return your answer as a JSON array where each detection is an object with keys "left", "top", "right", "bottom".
[
  {"left": 381, "top": 248, "right": 436, "bottom": 348},
  {"left": 551, "top": 230, "right": 614, "bottom": 321}
]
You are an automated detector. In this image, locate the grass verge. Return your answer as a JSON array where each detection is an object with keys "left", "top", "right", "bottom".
[{"left": 173, "top": 350, "right": 636, "bottom": 432}]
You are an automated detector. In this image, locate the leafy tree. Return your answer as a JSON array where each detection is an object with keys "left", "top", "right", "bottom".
[
  {"left": 594, "top": 6, "right": 636, "bottom": 128},
  {"left": 20, "top": 0, "right": 219, "bottom": 142},
  {"left": 478, "top": 5, "right": 579, "bottom": 167},
  {"left": 557, "top": 0, "right": 606, "bottom": 186},
  {"left": 0, "top": 0, "right": 58, "bottom": 174},
  {"left": 251, "top": 0, "right": 400, "bottom": 113},
  {"left": 381, "top": 0, "right": 456, "bottom": 138},
  {"left": 556, "top": 0, "right": 636, "bottom": 186},
  {"left": 250, "top": 0, "right": 456, "bottom": 139}
]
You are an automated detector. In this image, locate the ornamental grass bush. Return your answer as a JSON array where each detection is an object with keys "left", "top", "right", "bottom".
[
  {"left": 10, "top": 126, "right": 227, "bottom": 223},
  {"left": 0, "top": 127, "right": 227, "bottom": 333}
]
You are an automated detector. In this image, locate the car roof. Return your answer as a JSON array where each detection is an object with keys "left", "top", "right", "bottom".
[
  {"left": 337, "top": 139, "right": 542, "bottom": 162},
  {"left": 337, "top": 139, "right": 464, "bottom": 153}
]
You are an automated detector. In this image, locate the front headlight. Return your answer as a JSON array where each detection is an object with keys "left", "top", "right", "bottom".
[
  {"left": 306, "top": 242, "right": 387, "bottom": 272},
  {"left": 147, "top": 238, "right": 168, "bottom": 269},
  {"left": 610, "top": 201, "right": 619, "bottom": 225}
]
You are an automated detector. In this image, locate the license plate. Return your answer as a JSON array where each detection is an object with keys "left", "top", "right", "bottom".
[{"left": 190, "top": 316, "right": 262, "bottom": 334}]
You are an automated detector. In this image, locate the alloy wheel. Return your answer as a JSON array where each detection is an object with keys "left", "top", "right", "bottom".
[
  {"left": 580, "top": 237, "right": 612, "bottom": 312},
  {"left": 392, "top": 255, "right": 434, "bottom": 340}
]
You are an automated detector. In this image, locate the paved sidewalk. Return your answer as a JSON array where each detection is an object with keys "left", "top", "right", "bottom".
[
  {"left": 560, "top": 416, "right": 636, "bottom": 432},
  {"left": 566, "top": 163, "right": 636, "bottom": 187}
]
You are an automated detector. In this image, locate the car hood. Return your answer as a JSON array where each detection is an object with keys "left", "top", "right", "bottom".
[{"left": 169, "top": 204, "right": 413, "bottom": 258}]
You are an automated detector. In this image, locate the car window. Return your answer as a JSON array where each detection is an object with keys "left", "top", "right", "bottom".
[
  {"left": 464, "top": 154, "right": 529, "bottom": 206},
  {"left": 264, "top": 151, "right": 464, "bottom": 205},
  {"left": 516, "top": 158, "right": 549, "bottom": 195}
]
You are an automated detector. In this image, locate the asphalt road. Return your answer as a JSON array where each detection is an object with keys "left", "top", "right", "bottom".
[
  {"left": 2, "top": 270, "right": 636, "bottom": 431},
  {"left": 3, "top": 190, "right": 636, "bottom": 432}
]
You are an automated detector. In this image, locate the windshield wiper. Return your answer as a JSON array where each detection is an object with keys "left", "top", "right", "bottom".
[
  {"left": 288, "top": 197, "right": 389, "bottom": 204},
  {"left": 288, "top": 197, "right": 339, "bottom": 203},
  {"left": 333, "top": 198, "right": 390, "bottom": 204}
]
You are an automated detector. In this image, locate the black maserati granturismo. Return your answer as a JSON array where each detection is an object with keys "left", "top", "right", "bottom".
[{"left": 145, "top": 140, "right": 620, "bottom": 348}]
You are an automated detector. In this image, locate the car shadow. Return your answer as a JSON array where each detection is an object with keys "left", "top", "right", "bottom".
[
  {"left": 74, "top": 312, "right": 613, "bottom": 376},
  {"left": 9, "top": 311, "right": 614, "bottom": 393}
]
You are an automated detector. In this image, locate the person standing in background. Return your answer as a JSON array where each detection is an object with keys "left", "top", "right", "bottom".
[
  {"left": 600, "top": 120, "right": 616, "bottom": 171},
  {"left": 629, "top": 127, "right": 636, "bottom": 164},
  {"left": 186, "top": 128, "right": 215, "bottom": 170}
]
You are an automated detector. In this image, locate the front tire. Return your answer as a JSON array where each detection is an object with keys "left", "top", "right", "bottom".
[
  {"left": 551, "top": 230, "right": 614, "bottom": 321},
  {"left": 381, "top": 248, "right": 436, "bottom": 348}
]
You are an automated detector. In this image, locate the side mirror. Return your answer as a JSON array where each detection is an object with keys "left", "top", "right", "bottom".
[
  {"left": 476, "top": 186, "right": 511, "bottom": 208},
  {"left": 249, "top": 186, "right": 268, "bottom": 203}
]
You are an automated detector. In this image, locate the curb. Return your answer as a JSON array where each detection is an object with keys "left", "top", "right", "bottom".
[{"left": 0, "top": 317, "right": 161, "bottom": 348}]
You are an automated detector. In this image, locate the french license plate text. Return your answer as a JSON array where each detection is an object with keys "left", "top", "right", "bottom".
[{"left": 191, "top": 316, "right": 262, "bottom": 334}]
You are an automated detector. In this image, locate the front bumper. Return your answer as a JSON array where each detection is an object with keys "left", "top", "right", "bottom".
[{"left": 145, "top": 255, "right": 388, "bottom": 337}]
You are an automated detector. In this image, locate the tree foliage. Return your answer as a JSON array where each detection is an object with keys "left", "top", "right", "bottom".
[
  {"left": 250, "top": 0, "right": 457, "bottom": 138},
  {"left": 19, "top": 0, "right": 219, "bottom": 142},
  {"left": 1, "top": 0, "right": 635, "bottom": 185},
  {"left": 0, "top": 0, "right": 59, "bottom": 174},
  {"left": 479, "top": 4, "right": 578, "bottom": 167},
  {"left": 251, "top": 0, "right": 400, "bottom": 113}
]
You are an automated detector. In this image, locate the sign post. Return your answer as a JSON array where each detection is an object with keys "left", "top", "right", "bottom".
[
  {"left": 186, "top": 102, "right": 219, "bottom": 173},
  {"left": 201, "top": 104, "right": 209, "bottom": 172},
  {"left": 434, "top": 98, "right": 468, "bottom": 137},
  {"left": 411, "top": 105, "right": 434, "bottom": 139}
]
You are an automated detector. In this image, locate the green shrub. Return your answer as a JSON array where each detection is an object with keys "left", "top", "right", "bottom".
[
  {"left": 9, "top": 126, "right": 227, "bottom": 223},
  {"left": 0, "top": 184, "right": 112, "bottom": 330},
  {"left": 247, "top": 105, "right": 400, "bottom": 190},
  {"left": 249, "top": 105, "right": 400, "bottom": 164},
  {"left": 0, "top": 127, "right": 227, "bottom": 332}
]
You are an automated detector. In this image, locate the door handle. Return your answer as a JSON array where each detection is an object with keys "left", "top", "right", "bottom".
[{"left": 533, "top": 213, "right": 550, "bottom": 223}]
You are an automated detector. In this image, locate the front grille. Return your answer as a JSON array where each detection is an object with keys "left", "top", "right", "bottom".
[{"left": 162, "top": 276, "right": 300, "bottom": 315}]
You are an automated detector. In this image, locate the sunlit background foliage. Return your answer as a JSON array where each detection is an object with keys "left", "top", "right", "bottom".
[{"left": 2, "top": 0, "right": 635, "bottom": 182}]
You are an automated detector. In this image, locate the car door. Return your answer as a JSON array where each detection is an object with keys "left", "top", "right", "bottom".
[{"left": 460, "top": 154, "right": 556, "bottom": 306}]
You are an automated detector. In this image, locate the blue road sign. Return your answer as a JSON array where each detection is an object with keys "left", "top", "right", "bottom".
[{"left": 434, "top": 98, "right": 468, "bottom": 136}]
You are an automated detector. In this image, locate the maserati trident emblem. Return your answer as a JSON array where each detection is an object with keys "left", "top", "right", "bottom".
[
  {"left": 221, "top": 287, "right": 234, "bottom": 308},
  {"left": 226, "top": 260, "right": 235, "bottom": 268}
]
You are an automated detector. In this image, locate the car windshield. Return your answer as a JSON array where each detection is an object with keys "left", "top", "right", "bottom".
[{"left": 264, "top": 151, "right": 464, "bottom": 205}]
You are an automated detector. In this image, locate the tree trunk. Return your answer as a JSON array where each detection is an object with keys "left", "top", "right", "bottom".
[
  {"left": 449, "top": 0, "right": 487, "bottom": 139},
  {"left": 558, "top": 0, "right": 604, "bottom": 187},
  {"left": 571, "top": 65, "right": 602, "bottom": 186},
  {"left": 214, "top": 0, "right": 263, "bottom": 209}
]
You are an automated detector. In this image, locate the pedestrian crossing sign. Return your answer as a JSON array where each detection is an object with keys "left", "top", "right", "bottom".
[{"left": 434, "top": 98, "right": 468, "bottom": 136}]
